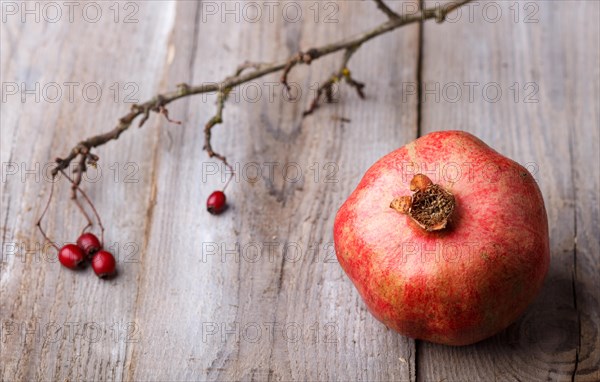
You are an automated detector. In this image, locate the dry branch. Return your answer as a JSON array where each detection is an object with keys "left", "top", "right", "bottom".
[{"left": 51, "top": 0, "right": 473, "bottom": 186}]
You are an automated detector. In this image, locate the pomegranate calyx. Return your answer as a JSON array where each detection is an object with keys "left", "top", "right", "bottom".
[
  {"left": 390, "top": 196, "right": 412, "bottom": 214},
  {"left": 390, "top": 174, "right": 456, "bottom": 232}
]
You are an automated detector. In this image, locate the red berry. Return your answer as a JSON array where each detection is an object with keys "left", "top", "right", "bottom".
[
  {"left": 207, "top": 190, "right": 227, "bottom": 215},
  {"left": 77, "top": 232, "right": 102, "bottom": 256},
  {"left": 91, "top": 250, "right": 116, "bottom": 278},
  {"left": 58, "top": 244, "right": 85, "bottom": 269}
]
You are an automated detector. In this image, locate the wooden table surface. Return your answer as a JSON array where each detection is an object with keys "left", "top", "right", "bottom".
[{"left": 1, "top": 1, "right": 599, "bottom": 381}]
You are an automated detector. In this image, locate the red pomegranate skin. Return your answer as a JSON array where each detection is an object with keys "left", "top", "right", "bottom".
[{"left": 333, "top": 131, "right": 550, "bottom": 346}]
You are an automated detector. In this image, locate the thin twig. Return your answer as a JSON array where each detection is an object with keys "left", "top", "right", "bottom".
[
  {"left": 158, "top": 105, "right": 182, "bottom": 125},
  {"left": 373, "top": 0, "right": 401, "bottom": 19},
  {"left": 236, "top": 61, "right": 266, "bottom": 76},
  {"left": 203, "top": 89, "right": 231, "bottom": 167},
  {"left": 71, "top": 153, "right": 86, "bottom": 198},
  {"left": 281, "top": 49, "right": 319, "bottom": 94},
  {"left": 304, "top": 44, "right": 365, "bottom": 117}
]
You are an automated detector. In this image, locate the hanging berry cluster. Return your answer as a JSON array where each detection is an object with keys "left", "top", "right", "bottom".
[
  {"left": 37, "top": 170, "right": 117, "bottom": 279},
  {"left": 58, "top": 233, "right": 116, "bottom": 278}
]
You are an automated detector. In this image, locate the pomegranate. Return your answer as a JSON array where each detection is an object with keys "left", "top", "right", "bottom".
[{"left": 333, "top": 131, "right": 549, "bottom": 346}]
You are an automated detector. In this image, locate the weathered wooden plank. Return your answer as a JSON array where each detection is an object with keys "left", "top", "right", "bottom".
[
  {"left": 418, "top": 1, "right": 599, "bottom": 381},
  {"left": 123, "top": 1, "right": 421, "bottom": 380},
  {"left": 0, "top": 0, "right": 422, "bottom": 380},
  {"left": 2, "top": 1, "right": 594, "bottom": 380},
  {"left": 569, "top": 3, "right": 600, "bottom": 380},
  {"left": 1, "top": 2, "right": 176, "bottom": 380}
]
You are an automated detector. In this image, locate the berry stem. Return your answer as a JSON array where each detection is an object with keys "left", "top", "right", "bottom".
[
  {"left": 60, "top": 170, "right": 105, "bottom": 246},
  {"left": 36, "top": 175, "right": 60, "bottom": 251},
  {"left": 73, "top": 196, "right": 94, "bottom": 235},
  {"left": 222, "top": 163, "right": 234, "bottom": 192}
]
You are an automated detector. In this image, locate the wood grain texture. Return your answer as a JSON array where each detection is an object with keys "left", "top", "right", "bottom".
[
  {"left": 2, "top": 1, "right": 420, "bottom": 381},
  {"left": 419, "top": 1, "right": 600, "bottom": 381},
  {"left": 124, "top": 1, "right": 420, "bottom": 380},
  {"left": 1, "top": 2, "right": 175, "bottom": 380},
  {"left": 0, "top": 1, "right": 598, "bottom": 381}
]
